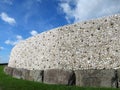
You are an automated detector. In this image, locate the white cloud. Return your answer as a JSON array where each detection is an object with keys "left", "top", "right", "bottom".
[
  {"left": 0, "top": 12, "right": 16, "bottom": 25},
  {"left": 0, "top": 47, "right": 4, "bottom": 51},
  {"left": 60, "top": 3, "right": 73, "bottom": 23},
  {"left": 5, "top": 35, "right": 23, "bottom": 46},
  {"left": 30, "top": 30, "right": 38, "bottom": 36},
  {"left": 16, "top": 35, "right": 23, "bottom": 40},
  {"left": 59, "top": 0, "right": 120, "bottom": 23},
  {"left": 5, "top": 40, "right": 13, "bottom": 45}
]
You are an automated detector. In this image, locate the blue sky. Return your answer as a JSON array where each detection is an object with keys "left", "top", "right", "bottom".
[{"left": 0, "top": 0, "right": 120, "bottom": 63}]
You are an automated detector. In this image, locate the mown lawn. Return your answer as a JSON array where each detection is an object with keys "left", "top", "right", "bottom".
[{"left": 0, "top": 66, "right": 119, "bottom": 90}]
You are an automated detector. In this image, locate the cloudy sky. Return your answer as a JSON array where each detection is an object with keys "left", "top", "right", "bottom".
[{"left": 0, "top": 0, "right": 120, "bottom": 63}]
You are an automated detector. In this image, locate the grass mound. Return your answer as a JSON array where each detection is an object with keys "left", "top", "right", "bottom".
[{"left": 0, "top": 66, "right": 118, "bottom": 90}]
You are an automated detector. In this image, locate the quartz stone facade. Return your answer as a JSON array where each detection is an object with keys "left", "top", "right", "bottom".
[{"left": 8, "top": 14, "right": 120, "bottom": 70}]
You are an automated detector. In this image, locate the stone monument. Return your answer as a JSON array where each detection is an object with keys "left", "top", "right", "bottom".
[{"left": 4, "top": 14, "right": 120, "bottom": 88}]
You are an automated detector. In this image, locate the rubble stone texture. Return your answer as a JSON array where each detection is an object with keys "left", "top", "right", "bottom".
[{"left": 8, "top": 14, "right": 120, "bottom": 70}]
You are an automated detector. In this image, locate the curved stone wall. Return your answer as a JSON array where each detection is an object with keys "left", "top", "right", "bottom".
[
  {"left": 4, "top": 66, "right": 120, "bottom": 88},
  {"left": 8, "top": 14, "right": 120, "bottom": 70}
]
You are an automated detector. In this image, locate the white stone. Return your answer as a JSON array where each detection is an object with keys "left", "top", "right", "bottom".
[{"left": 8, "top": 14, "right": 120, "bottom": 70}]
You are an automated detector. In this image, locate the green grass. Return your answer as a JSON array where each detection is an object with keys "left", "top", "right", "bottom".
[{"left": 0, "top": 66, "right": 119, "bottom": 90}]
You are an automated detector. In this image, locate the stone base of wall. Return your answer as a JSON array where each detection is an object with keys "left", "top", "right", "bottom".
[
  {"left": 44, "top": 69, "right": 74, "bottom": 85},
  {"left": 4, "top": 66, "right": 120, "bottom": 88},
  {"left": 75, "top": 69, "right": 117, "bottom": 88}
]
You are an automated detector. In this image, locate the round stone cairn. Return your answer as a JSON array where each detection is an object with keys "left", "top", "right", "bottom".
[
  {"left": 8, "top": 14, "right": 120, "bottom": 70},
  {"left": 5, "top": 14, "right": 120, "bottom": 88}
]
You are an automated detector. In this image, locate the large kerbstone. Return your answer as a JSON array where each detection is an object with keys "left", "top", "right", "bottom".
[
  {"left": 12, "top": 68, "right": 22, "bottom": 79},
  {"left": 75, "top": 69, "right": 116, "bottom": 88},
  {"left": 4, "top": 66, "right": 13, "bottom": 76},
  {"left": 29, "top": 70, "right": 44, "bottom": 82},
  {"left": 117, "top": 69, "right": 120, "bottom": 88},
  {"left": 44, "top": 69, "right": 73, "bottom": 85},
  {"left": 21, "top": 69, "right": 30, "bottom": 80}
]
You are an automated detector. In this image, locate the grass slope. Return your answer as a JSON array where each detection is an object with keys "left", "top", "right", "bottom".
[{"left": 0, "top": 66, "right": 119, "bottom": 90}]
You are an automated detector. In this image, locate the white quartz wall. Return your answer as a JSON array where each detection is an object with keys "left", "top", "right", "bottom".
[{"left": 8, "top": 15, "right": 120, "bottom": 70}]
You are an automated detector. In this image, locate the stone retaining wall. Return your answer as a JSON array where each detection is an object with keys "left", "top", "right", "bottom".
[{"left": 4, "top": 66, "right": 120, "bottom": 88}]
